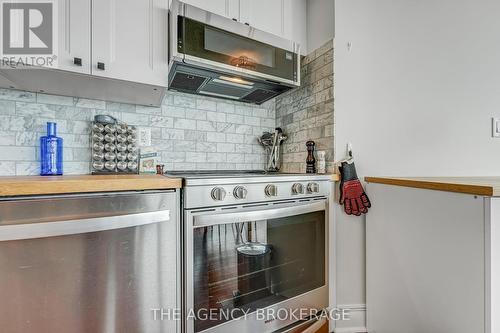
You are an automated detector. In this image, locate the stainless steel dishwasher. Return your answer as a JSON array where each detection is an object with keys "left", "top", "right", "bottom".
[{"left": 0, "top": 190, "right": 180, "bottom": 333}]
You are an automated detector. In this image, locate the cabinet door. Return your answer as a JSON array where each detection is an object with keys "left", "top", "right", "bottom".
[
  {"left": 283, "top": 0, "right": 307, "bottom": 55},
  {"left": 182, "top": 0, "right": 227, "bottom": 17},
  {"left": 5, "top": 0, "right": 91, "bottom": 72},
  {"left": 367, "top": 184, "right": 485, "bottom": 333},
  {"left": 0, "top": 72, "right": 17, "bottom": 89},
  {"left": 240, "top": 0, "right": 284, "bottom": 37},
  {"left": 57, "top": 0, "right": 91, "bottom": 74},
  {"left": 227, "top": 0, "right": 240, "bottom": 21},
  {"left": 91, "top": 0, "right": 168, "bottom": 87}
]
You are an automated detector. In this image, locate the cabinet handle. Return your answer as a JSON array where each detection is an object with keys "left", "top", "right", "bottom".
[
  {"left": 244, "top": 22, "right": 250, "bottom": 26},
  {"left": 97, "top": 62, "right": 105, "bottom": 70},
  {"left": 232, "top": 18, "right": 237, "bottom": 21},
  {"left": 73, "top": 57, "right": 82, "bottom": 66}
]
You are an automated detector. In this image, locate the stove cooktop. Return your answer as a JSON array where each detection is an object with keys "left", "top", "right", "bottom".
[
  {"left": 165, "top": 170, "right": 268, "bottom": 178},
  {"left": 164, "top": 170, "right": 333, "bottom": 186},
  {"left": 169, "top": 170, "right": 333, "bottom": 208},
  {"left": 164, "top": 170, "right": 324, "bottom": 179}
]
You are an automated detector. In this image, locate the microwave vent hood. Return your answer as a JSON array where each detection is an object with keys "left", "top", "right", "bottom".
[{"left": 168, "top": 0, "right": 300, "bottom": 105}]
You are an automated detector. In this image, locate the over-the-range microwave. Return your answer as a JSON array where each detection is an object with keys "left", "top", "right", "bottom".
[{"left": 168, "top": 0, "right": 301, "bottom": 104}]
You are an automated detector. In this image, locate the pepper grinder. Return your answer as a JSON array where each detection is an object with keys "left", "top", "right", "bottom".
[{"left": 306, "top": 141, "right": 316, "bottom": 173}]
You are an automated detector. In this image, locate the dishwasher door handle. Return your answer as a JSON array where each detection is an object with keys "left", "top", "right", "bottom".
[{"left": 0, "top": 210, "right": 170, "bottom": 241}]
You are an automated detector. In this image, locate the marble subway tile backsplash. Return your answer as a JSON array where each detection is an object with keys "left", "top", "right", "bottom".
[
  {"left": 0, "top": 88, "right": 275, "bottom": 176},
  {"left": 0, "top": 40, "right": 336, "bottom": 176},
  {"left": 276, "top": 39, "right": 335, "bottom": 173}
]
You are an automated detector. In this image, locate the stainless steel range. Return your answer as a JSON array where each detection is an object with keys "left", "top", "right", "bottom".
[{"left": 166, "top": 171, "right": 332, "bottom": 333}]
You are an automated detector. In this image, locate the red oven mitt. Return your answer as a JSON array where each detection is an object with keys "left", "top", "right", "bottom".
[{"left": 339, "top": 161, "right": 371, "bottom": 216}]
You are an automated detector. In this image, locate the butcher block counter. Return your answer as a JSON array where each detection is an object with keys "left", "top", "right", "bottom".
[
  {"left": 365, "top": 176, "right": 500, "bottom": 196},
  {"left": 0, "top": 174, "right": 183, "bottom": 197}
]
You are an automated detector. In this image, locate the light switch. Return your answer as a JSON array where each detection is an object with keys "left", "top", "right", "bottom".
[
  {"left": 138, "top": 127, "right": 152, "bottom": 146},
  {"left": 493, "top": 118, "right": 500, "bottom": 138}
]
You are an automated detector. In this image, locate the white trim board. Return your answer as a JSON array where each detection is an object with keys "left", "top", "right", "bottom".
[
  {"left": 333, "top": 328, "right": 367, "bottom": 333},
  {"left": 332, "top": 304, "right": 367, "bottom": 333}
]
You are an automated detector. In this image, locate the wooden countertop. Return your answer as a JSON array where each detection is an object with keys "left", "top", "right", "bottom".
[
  {"left": 364, "top": 176, "right": 500, "bottom": 196},
  {"left": 0, "top": 173, "right": 338, "bottom": 197},
  {"left": 0, "top": 174, "right": 182, "bottom": 197}
]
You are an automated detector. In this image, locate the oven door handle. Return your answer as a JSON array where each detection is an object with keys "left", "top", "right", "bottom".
[{"left": 193, "top": 201, "right": 325, "bottom": 228}]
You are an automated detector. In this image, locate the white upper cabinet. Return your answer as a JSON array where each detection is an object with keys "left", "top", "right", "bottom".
[
  {"left": 239, "top": 0, "right": 284, "bottom": 37},
  {"left": 180, "top": 0, "right": 307, "bottom": 54},
  {"left": 4, "top": 0, "right": 92, "bottom": 72},
  {"left": 57, "top": 0, "right": 92, "bottom": 74},
  {"left": 182, "top": 0, "right": 226, "bottom": 17},
  {"left": 227, "top": 0, "right": 240, "bottom": 21},
  {"left": 283, "top": 0, "right": 307, "bottom": 55},
  {"left": 182, "top": 0, "right": 240, "bottom": 20},
  {"left": 233, "top": 0, "right": 307, "bottom": 54},
  {"left": 91, "top": 0, "right": 169, "bottom": 87},
  {"left": 0, "top": 73, "right": 16, "bottom": 89}
]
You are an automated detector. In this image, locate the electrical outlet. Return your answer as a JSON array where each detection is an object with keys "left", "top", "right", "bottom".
[
  {"left": 493, "top": 118, "right": 500, "bottom": 138},
  {"left": 138, "top": 127, "right": 152, "bottom": 146}
]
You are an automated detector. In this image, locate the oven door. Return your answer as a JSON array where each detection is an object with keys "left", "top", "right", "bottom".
[{"left": 185, "top": 199, "right": 328, "bottom": 333}]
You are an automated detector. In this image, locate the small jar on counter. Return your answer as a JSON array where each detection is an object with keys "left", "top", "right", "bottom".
[{"left": 317, "top": 150, "right": 326, "bottom": 174}]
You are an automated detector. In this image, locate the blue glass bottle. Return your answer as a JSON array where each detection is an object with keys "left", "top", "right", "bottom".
[{"left": 40, "top": 122, "right": 63, "bottom": 175}]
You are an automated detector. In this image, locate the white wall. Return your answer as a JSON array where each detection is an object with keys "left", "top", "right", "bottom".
[
  {"left": 334, "top": 0, "right": 500, "bottom": 328},
  {"left": 307, "top": 0, "right": 335, "bottom": 53}
]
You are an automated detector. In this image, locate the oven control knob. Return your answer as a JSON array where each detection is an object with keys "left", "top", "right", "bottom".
[
  {"left": 292, "top": 183, "right": 304, "bottom": 195},
  {"left": 265, "top": 184, "right": 278, "bottom": 197},
  {"left": 233, "top": 186, "right": 248, "bottom": 199},
  {"left": 211, "top": 187, "right": 226, "bottom": 201},
  {"left": 307, "top": 182, "right": 320, "bottom": 194}
]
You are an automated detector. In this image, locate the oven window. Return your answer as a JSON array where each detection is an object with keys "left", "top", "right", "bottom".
[{"left": 192, "top": 210, "right": 325, "bottom": 332}]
